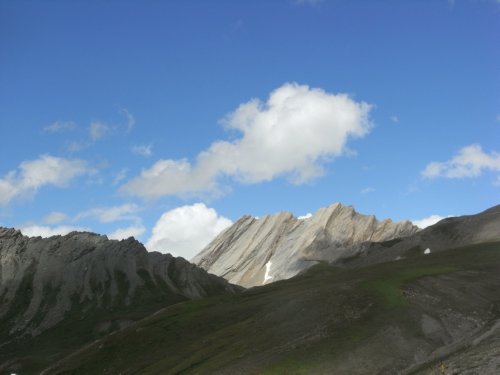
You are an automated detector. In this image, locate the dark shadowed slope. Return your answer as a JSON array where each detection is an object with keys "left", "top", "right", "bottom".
[
  {"left": 337, "top": 204, "right": 500, "bottom": 269},
  {"left": 0, "top": 228, "right": 240, "bottom": 374},
  {"left": 46, "top": 241, "right": 500, "bottom": 375}
]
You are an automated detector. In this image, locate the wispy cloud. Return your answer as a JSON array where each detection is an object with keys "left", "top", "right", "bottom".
[
  {"left": 122, "top": 83, "right": 372, "bottom": 200},
  {"left": 65, "top": 108, "right": 135, "bottom": 152},
  {"left": 361, "top": 187, "right": 375, "bottom": 194},
  {"left": 0, "top": 155, "right": 94, "bottom": 206},
  {"left": 391, "top": 116, "right": 399, "bottom": 124},
  {"left": 422, "top": 144, "right": 500, "bottom": 180},
  {"left": 43, "top": 121, "right": 77, "bottom": 133},
  {"left": 119, "top": 108, "right": 135, "bottom": 132},
  {"left": 75, "top": 203, "right": 140, "bottom": 223},
  {"left": 113, "top": 168, "right": 128, "bottom": 186},
  {"left": 43, "top": 211, "right": 69, "bottom": 224},
  {"left": 131, "top": 144, "right": 153, "bottom": 156},
  {"left": 89, "top": 121, "right": 111, "bottom": 141}
]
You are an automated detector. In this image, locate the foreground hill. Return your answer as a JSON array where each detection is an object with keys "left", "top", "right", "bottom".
[
  {"left": 193, "top": 202, "right": 418, "bottom": 287},
  {"left": 45, "top": 241, "right": 500, "bottom": 374},
  {"left": 0, "top": 229, "right": 239, "bottom": 374}
]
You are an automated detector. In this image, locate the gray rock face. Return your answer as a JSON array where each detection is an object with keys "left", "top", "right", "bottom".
[
  {"left": 0, "top": 228, "right": 238, "bottom": 342},
  {"left": 193, "top": 202, "right": 418, "bottom": 287}
]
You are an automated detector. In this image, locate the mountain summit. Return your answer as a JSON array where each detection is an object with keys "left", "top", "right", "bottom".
[{"left": 193, "top": 203, "right": 418, "bottom": 287}]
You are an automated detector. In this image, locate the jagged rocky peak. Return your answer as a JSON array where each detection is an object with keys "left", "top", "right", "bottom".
[{"left": 193, "top": 202, "right": 418, "bottom": 287}]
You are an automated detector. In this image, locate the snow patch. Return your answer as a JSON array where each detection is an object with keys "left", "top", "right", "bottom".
[
  {"left": 263, "top": 261, "right": 273, "bottom": 284},
  {"left": 424, "top": 248, "right": 431, "bottom": 255}
]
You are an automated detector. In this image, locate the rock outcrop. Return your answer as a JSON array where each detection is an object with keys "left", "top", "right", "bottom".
[{"left": 193, "top": 202, "right": 418, "bottom": 287}]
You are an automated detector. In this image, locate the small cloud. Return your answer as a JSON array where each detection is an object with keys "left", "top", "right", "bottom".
[
  {"left": 391, "top": 116, "right": 399, "bottom": 124},
  {"left": 43, "top": 121, "right": 77, "bottom": 133},
  {"left": 412, "top": 214, "right": 452, "bottom": 229},
  {"left": 20, "top": 224, "right": 88, "bottom": 238},
  {"left": 108, "top": 225, "right": 145, "bottom": 240},
  {"left": 131, "top": 144, "right": 153, "bottom": 157},
  {"left": 43, "top": 211, "right": 69, "bottom": 225},
  {"left": 146, "top": 203, "right": 232, "bottom": 260},
  {"left": 298, "top": 213, "right": 312, "bottom": 220},
  {"left": 361, "top": 187, "right": 375, "bottom": 194},
  {"left": 421, "top": 144, "right": 500, "bottom": 180},
  {"left": 496, "top": 114, "right": 500, "bottom": 122}
]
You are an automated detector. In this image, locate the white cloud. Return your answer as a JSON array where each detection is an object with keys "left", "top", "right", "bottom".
[
  {"left": 0, "top": 155, "right": 93, "bottom": 206},
  {"left": 298, "top": 213, "right": 312, "bottom": 220},
  {"left": 122, "top": 83, "right": 372, "bottom": 199},
  {"left": 20, "top": 225, "right": 88, "bottom": 238},
  {"left": 75, "top": 203, "right": 140, "bottom": 223},
  {"left": 43, "top": 121, "right": 77, "bottom": 133},
  {"left": 391, "top": 116, "right": 399, "bottom": 123},
  {"left": 146, "top": 203, "right": 232, "bottom": 260},
  {"left": 412, "top": 214, "right": 452, "bottom": 229},
  {"left": 361, "top": 187, "right": 375, "bottom": 194},
  {"left": 131, "top": 144, "right": 153, "bottom": 156},
  {"left": 43, "top": 211, "right": 69, "bottom": 224},
  {"left": 108, "top": 225, "right": 145, "bottom": 240},
  {"left": 422, "top": 144, "right": 500, "bottom": 179},
  {"left": 89, "top": 121, "right": 110, "bottom": 141}
]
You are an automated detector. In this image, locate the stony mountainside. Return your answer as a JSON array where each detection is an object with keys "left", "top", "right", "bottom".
[
  {"left": 45, "top": 241, "right": 500, "bottom": 375},
  {"left": 338, "top": 204, "right": 500, "bottom": 269},
  {"left": 193, "top": 202, "right": 418, "bottom": 287},
  {"left": 0, "top": 228, "right": 239, "bottom": 373}
]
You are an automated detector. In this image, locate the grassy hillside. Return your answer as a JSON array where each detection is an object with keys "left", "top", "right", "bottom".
[{"left": 46, "top": 242, "right": 500, "bottom": 374}]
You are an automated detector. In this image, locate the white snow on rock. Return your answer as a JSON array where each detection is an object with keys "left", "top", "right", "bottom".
[{"left": 263, "top": 261, "right": 273, "bottom": 284}]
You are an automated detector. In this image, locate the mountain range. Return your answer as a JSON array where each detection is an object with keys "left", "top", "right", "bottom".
[{"left": 1, "top": 203, "right": 499, "bottom": 374}]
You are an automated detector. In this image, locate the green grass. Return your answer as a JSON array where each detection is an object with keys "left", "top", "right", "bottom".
[
  {"left": 6, "top": 241, "right": 500, "bottom": 374},
  {"left": 362, "top": 266, "right": 458, "bottom": 308}
]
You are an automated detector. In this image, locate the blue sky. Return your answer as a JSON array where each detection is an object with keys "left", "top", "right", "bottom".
[{"left": 1, "top": 0, "right": 499, "bottom": 259}]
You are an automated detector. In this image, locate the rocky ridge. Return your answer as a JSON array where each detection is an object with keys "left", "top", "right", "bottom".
[
  {"left": 0, "top": 228, "right": 238, "bottom": 343},
  {"left": 339, "top": 204, "right": 500, "bottom": 269},
  {"left": 193, "top": 202, "right": 418, "bottom": 287}
]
